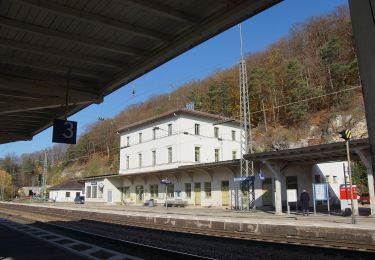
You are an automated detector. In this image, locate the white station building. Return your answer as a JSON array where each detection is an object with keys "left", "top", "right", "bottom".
[
  {"left": 83, "top": 108, "right": 374, "bottom": 215},
  {"left": 49, "top": 179, "right": 84, "bottom": 202}
]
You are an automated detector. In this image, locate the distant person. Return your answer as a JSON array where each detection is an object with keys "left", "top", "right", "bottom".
[{"left": 300, "top": 189, "right": 310, "bottom": 216}]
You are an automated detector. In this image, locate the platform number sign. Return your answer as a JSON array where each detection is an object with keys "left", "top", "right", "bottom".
[{"left": 52, "top": 119, "right": 77, "bottom": 144}]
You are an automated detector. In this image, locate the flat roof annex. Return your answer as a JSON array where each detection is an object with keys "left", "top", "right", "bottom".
[{"left": 0, "top": 0, "right": 281, "bottom": 144}]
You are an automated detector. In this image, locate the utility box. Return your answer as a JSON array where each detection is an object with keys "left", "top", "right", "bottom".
[{"left": 339, "top": 184, "right": 359, "bottom": 215}]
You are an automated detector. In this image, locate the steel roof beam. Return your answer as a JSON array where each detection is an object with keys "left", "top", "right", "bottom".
[
  {"left": 0, "top": 133, "right": 32, "bottom": 142},
  {"left": 0, "top": 118, "right": 41, "bottom": 123},
  {"left": 0, "top": 38, "right": 122, "bottom": 69},
  {"left": 0, "top": 68, "right": 97, "bottom": 89},
  {"left": 0, "top": 75, "right": 102, "bottom": 102},
  {"left": 123, "top": 0, "right": 201, "bottom": 24},
  {"left": 0, "top": 17, "right": 145, "bottom": 57},
  {"left": 12, "top": 0, "right": 169, "bottom": 42},
  {"left": 0, "top": 97, "right": 94, "bottom": 115},
  {"left": 0, "top": 89, "right": 42, "bottom": 100},
  {"left": 0, "top": 56, "right": 105, "bottom": 80}
]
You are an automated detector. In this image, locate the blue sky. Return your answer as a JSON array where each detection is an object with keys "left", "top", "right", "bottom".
[{"left": 0, "top": 0, "right": 348, "bottom": 157}]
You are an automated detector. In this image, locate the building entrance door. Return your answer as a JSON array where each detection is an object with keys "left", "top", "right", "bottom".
[
  {"left": 262, "top": 178, "right": 273, "bottom": 206},
  {"left": 194, "top": 182, "right": 201, "bottom": 205},
  {"left": 221, "top": 181, "right": 229, "bottom": 206},
  {"left": 107, "top": 190, "right": 112, "bottom": 203},
  {"left": 135, "top": 185, "right": 144, "bottom": 203}
]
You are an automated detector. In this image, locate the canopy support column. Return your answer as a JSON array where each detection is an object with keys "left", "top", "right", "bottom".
[{"left": 264, "top": 161, "right": 283, "bottom": 215}]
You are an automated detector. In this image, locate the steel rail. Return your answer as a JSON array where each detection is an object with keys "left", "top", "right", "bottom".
[{"left": 1, "top": 203, "right": 375, "bottom": 253}]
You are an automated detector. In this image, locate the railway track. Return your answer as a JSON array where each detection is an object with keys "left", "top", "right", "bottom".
[
  {"left": 1, "top": 203, "right": 375, "bottom": 258},
  {"left": 0, "top": 213, "right": 212, "bottom": 260}
]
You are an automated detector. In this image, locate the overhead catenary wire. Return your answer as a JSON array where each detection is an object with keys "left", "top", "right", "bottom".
[{"left": 53, "top": 84, "right": 363, "bottom": 167}]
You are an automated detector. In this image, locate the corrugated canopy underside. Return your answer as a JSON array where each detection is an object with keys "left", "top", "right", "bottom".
[{"left": 0, "top": 0, "right": 281, "bottom": 144}]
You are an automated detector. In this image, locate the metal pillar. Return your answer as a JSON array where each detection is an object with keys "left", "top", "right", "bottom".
[
  {"left": 239, "top": 24, "right": 255, "bottom": 210},
  {"left": 349, "top": 0, "right": 375, "bottom": 198},
  {"left": 345, "top": 141, "right": 356, "bottom": 224}
]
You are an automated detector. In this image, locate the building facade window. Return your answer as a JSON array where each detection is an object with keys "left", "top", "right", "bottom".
[
  {"left": 314, "top": 175, "right": 321, "bottom": 183},
  {"left": 126, "top": 136, "right": 130, "bottom": 146},
  {"left": 168, "top": 147, "right": 172, "bottom": 163},
  {"left": 152, "top": 150, "right": 156, "bottom": 166},
  {"left": 139, "top": 132, "right": 142, "bottom": 143},
  {"left": 195, "top": 124, "right": 200, "bottom": 135},
  {"left": 326, "top": 175, "right": 331, "bottom": 183},
  {"left": 122, "top": 186, "right": 130, "bottom": 199},
  {"left": 86, "top": 186, "right": 91, "bottom": 198},
  {"left": 215, "top": 149, "right": 220, "bottom": 162},
  {"left": 150, "top": 184, "right": 158, "bottom": 198},
  {"left": 66, "top": 192, "right": 70, "bottom": 198},
  {"left": 232, "top": 150, "right": 237, "bottom": 160},
  {"left": 185, "top": 183, "right": 191, "bottom": 198},
  {"left": 195, "top": 147, "right": 200, "bottom": 162},
  {"left": 333, "top": 176, "right": 338, "bottom": 183},
  {"left": 98, "top": 186, "right": 103, "bottom": 198},
  {"left": 138, "top": 153, "right": 142, "bottom": 168},
  {"left": 92, "top": 186, "right": 97, "bottom": 198},
  {"left": 168, "top": 124, "right": 172, "bottom": 136},
  {"left": 126, "top": 156, "right": 130, "bottom": 169},
  {"left": 167, "top": 184, "right": 174, "bottom": 198},
  {"left": 152, "top": 128, "right": 156, "bottom": 140},
  {"left": 204, "top": 182, "right": 211, "bottom": 198},
  {"left": 214, "top": 127, "right": 219, "bottom": 138},
  {"left": 232, "top": 130, "right": 236, "bottom": 141}
]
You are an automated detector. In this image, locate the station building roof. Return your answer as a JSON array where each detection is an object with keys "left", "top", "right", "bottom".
[
  {"left": 117, "top": 108, "right": 240, "bottom": 134},
  {"left": 0, "top": 0, "right": 281, "bottom": 144},
  {"left": 244, "top": 138, "right": 369, "bottom": 165},
  {"left": 82, "top": 139, "right": 370, "bottom": 182},
  {"left": 49, "top": 179, "right": 84, "bottom": 190}
]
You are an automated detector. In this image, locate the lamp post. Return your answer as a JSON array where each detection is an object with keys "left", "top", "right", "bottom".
[{"left": 339, "top": 129, "right": 356, "bottom": 224}]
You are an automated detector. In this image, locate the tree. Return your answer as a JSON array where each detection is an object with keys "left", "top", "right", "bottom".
[
  {"left": 0, "top": 170, "right": 13, "bottom": 200},
  {"left": 351, "top": 161, "right": 368, "bottom": 193},
  {"left": 285, "top": 59, "right": 310, "bottom": 124}
]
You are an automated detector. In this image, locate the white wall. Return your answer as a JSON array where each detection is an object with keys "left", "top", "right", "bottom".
[
  {"left": 313, "top": 162, "right": 348, "bottom": 204},
  {"left": 119, "top": 114, "right": 241, "bottom": 175},
  {"left": 84, "top": 177, "right": 122, "bottom": 203},
  {"left": 49, "top": 189, "right": 82, "bottom": 202}
]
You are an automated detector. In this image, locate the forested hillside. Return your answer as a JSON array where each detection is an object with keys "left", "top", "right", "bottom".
[{"left": 0, "top": 6, "right": 367, "bottom": 192}]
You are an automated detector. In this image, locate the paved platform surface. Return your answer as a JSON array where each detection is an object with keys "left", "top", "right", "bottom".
[
  {"left": 0, "top": 223, "right": 85, "bottom": 260},
  {"left": 2, "top": 202, "right": 375, "bottom": 246}
]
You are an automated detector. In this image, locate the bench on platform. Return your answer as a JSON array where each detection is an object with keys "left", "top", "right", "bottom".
[{"left": 163, "top": 200, "right": 188, "bottom": 207}]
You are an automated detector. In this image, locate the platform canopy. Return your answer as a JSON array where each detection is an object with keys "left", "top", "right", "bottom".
[
  {"left": 244, "top": 139, "right": 370, "bottom": 165},
  {"left": 0, "top": 0, "right": 281, "bottom": 144}
]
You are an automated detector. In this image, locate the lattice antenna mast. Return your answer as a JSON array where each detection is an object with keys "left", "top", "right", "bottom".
[
  {"left": 239, "top": 24, "right": 253, "bottom": 176},
  {"left": 239, "top": 24, "right": 255, "bottom": 209}
]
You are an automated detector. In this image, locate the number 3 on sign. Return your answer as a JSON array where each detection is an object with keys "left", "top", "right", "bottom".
[
  {"left": 52, "top": 119, "right": 77, "bottom": 144},
  {"left": 63, "top": 121, "right": 74, "bottom": 139}
]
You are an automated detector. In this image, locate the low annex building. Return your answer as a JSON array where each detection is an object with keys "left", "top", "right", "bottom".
[
  {"left": 49, "top": 179, "right": 84, "bottom": 202},
  {"left": 82, "top": 109, "right": 374, "bottom": 213}
]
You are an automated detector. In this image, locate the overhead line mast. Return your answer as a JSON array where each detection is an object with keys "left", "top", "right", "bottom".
[{"left": 239, "top": 24, "right": 255, "bottom": 210}]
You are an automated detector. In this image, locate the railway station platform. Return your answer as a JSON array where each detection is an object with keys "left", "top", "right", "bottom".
[
  {"left": 1, "top": 202, "right": 375, "bottom": 247},
  {"left": 0, "top": 221, "right": 86, "bottom": 260}
]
